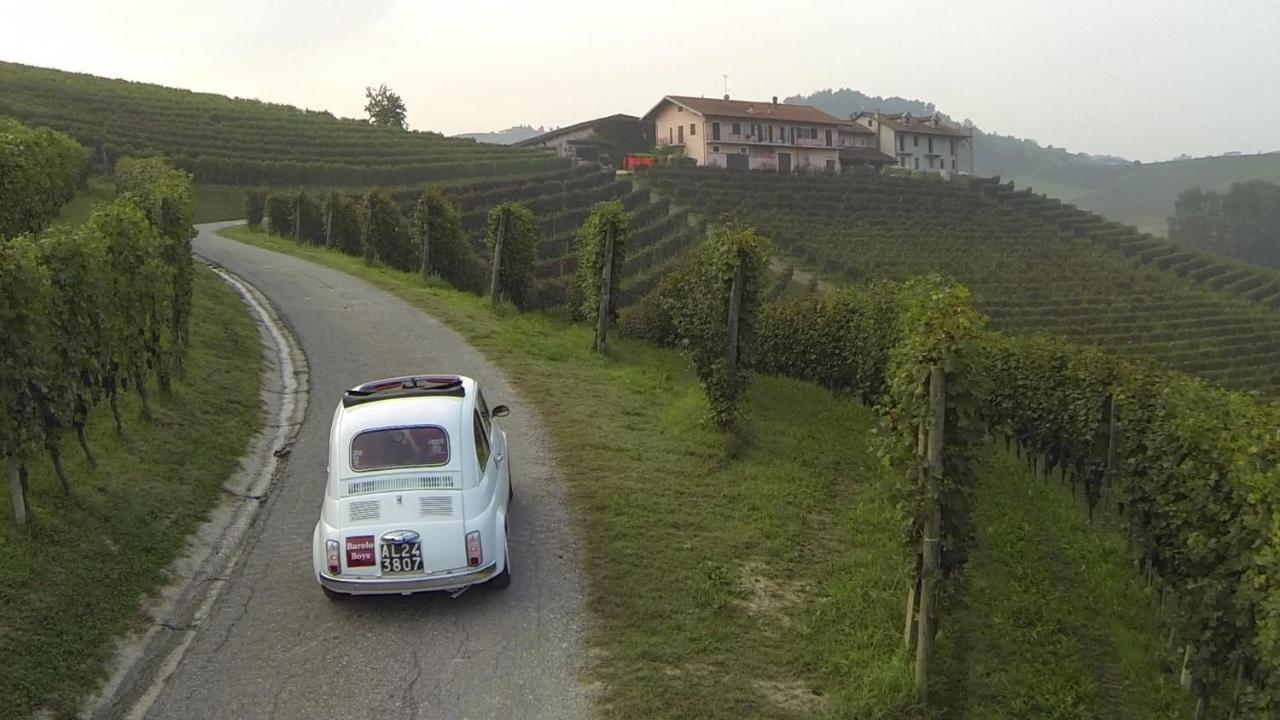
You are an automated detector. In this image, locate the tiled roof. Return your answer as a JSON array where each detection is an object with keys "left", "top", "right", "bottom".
[
  {"left": 647, "top": 96, "right": 845, "bottom": 125},
  {"left": 839, "top": 147, "right": 898, "bottom": 164},
  {"left": 514, "top": 114, "right": 639, "bottom": 147},
  {"left": 865, "top": 112, "right": 971, "bottom": 138}
]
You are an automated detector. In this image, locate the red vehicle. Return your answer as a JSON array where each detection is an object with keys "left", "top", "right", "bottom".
[{"left": 623, "top": 153, "right": 657, "bottom": 171}]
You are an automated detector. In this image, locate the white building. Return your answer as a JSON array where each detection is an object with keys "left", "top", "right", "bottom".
[{"left": 850, "top": 111, "right": 975, "bottom": 175}]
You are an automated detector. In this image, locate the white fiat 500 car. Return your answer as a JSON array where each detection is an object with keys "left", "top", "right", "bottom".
[{"left": 312, "top": 375, "right": 512, "bottom": 599}]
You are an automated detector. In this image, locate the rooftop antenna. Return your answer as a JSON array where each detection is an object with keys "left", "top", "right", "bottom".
[{"left": 722, "top": 74, "right": 730, "bottom": 101}]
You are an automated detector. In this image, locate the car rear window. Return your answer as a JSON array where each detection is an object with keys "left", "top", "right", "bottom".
[{"left": 350, "top": 426, "right": 449, "bottom": 472}]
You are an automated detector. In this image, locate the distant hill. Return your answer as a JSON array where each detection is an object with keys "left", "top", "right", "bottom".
[
  {"left": 786, "top": 88, "right": 1129, "bottom": 179},
  {"left": 1009, "top": 153, "right": 1280, "bottom": 236},
  {"left": 455, "top": 125, "right": 542, "bottom": 145},
  {"left": 789, "top": 87, "right": 1280, "bottom": 235}
]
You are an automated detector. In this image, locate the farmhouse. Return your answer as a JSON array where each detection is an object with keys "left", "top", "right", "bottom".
[
  {"left": 850, "top": 111, "right": 974, "bottom": 175},
  {"left": 514, "top": 113, "right": 648, "bottom": 164},
  {"left": 645, "top": 95, "right": 896, "bottom": 173}
]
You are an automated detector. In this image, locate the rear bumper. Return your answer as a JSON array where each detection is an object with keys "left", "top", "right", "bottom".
[{"left": 318, "top": 562, "right": 498, "bottom": 595}]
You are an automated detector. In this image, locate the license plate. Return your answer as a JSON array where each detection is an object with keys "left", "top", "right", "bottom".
[{"left": 380, "top": 541, "right": 423, "bottom": 574}]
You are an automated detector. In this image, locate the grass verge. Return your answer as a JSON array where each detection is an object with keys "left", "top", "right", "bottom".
[
  {"left": 220, "top": 224, "right": 1189, "bottom": 719},
  {"left": 0, "top": 268, "right": 262, "bottom": 719}
]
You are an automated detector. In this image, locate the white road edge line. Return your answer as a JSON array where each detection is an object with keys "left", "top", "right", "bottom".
[{"left": 81, "top": 259, "right": 309, "bottom": 720}]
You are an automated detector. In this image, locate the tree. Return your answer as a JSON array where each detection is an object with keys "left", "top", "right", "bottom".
[{"left": 364, "top": 84, "right": 408, "bottom": 130}]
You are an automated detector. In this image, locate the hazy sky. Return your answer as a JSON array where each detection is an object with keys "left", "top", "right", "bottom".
[{"left": 2, "top": 0, "right": 1277, "bottom": 161}]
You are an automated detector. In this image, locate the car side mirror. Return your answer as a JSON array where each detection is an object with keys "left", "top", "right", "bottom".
[{"left": 491, "top": 405, "right": 511, "bottom": 418}]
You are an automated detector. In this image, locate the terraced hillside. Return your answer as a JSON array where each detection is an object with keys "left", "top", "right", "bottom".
[
  {"left": 399, "top": 166, "right": 704, "bottom": 308},
  {"left": 643, "top": 168, "right": 1280, "bottom": 393},
  {"left": 0, "top": 61, "right": 564, "bottom": 185}
]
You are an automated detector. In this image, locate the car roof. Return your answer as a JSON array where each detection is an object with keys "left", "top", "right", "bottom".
[{"left": 337, "top": 375, "right": 476, "bottom": 435}]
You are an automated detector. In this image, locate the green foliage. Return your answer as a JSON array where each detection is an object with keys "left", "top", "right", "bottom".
[
  {"left": 0, "top": 236, "right": 52, "bottom": 466},
  {"left": 264, "top": 193, "right": 294, "bottom": 237},
  {"left": 244, "top": 188, "right": 266, "bottom": 228},
  {"left": 294, "top": 192, "right": 325, "bottom": 245},
  {"left": 572, "top": 200, "right": 630, "bottom": 321},
  {"left": 0, "top": 117, "right": 89, "bottom": 238},
  {"left": 363, "top": 83, "right": 408, "bottom": 130},
  {"left": 360, "top": 188, "right": 412, "bottom": 270},
  {"left": 325, "top": 192, "right": 362, "bottom": 255},
  {"left": 37, "top": 226, "right": 110, "bottom": 455},
  {"left": 1170, "top": 180, "right": 1280, "bottom": 269},
  {"left": 485, "top": 202, "right": 538, "bottom": 308},
  {"left": 410, "top": 187, "right": 472, "bottom": 285},
  {"left": 113, "top": 157, "right": 195, "bottom": 380},
  {"left": 621, "top": 224, "right": 768, "bottom": 427}
]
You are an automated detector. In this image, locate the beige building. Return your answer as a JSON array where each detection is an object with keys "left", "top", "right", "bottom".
[
  {"left": 645, "top": 95, "right": 888, "bottom": 173},
  {"left": 851, "top": 111, "right": 974, "bottom": 175}
]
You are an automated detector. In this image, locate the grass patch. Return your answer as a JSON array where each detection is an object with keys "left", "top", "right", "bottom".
[
  {"left": 52, "top": 176, "right": 116, "bottom": 228},
  {"left": 219, "top": 224, "right": 1189, "bottom": 718},
  {"left": 0, "top": 268, "right": 262, "bottom": 719},
  {"left": 192, "top": 183, "right": 250, "bottom": 223}
]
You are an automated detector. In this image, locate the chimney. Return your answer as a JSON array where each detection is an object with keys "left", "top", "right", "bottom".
[{"left": 772, "top": 96, "right": 778, "bottom": 105}]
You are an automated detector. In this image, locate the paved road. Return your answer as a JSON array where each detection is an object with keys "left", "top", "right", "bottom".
[{"left": 142, "top": 222, "right": 588, "bottom": 719}]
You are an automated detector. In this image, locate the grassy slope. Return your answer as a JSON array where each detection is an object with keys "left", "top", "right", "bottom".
[
  {"left": 1012, "top": 153, "right": 1280, "bottom": 236},
  {"left": 0, "top": 269, "right": 261, "bottom": 719},
  {"left": 220, "top": 225, "right": 1188, "bottom": 718}
]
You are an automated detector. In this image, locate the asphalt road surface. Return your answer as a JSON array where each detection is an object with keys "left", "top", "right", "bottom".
[{"left": 141, "top": 222, "right": 589, "bottom": 719}]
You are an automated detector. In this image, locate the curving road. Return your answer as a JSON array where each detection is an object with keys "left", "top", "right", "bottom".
[{"left": 136, "top": 222, "right": 588, "bottom": 719}]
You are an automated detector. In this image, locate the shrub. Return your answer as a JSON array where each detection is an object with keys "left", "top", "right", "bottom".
[
  {"left": 572, "top": 200, "right": 630, "bottom": 321},
  {"left": 485, "top": 202, "right": 538, "bottom": 308},
  {"left": 245, "top": 188, "right": 266, "bottom": 228},
  {"left": 361, "top": 188, "right": 412, "bottom": 270}
]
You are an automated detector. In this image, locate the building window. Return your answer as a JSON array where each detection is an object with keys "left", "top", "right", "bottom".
[
  {"left": 690, "top": 123, "right": 696, "bottom": 137},
  {"left": 914, "top": 157, "right": 919, "bottom": 169},
  {"left": 928, "top": 137, "right": 934, "bottom": 154},
  {"left": 913, "top": 135, "right": 919, "bottom": 147},
  {"left": 677, "top": 106, "right": 683, "bottom": 112},
  {"left": 810, "top": 128, "right": 818, "bottom": 140},
  {"left": 825, "top": 129, "right": 832, "bottom": 146},
  {"left": 713, "top": 145, "right": 720, "bottom": 153},
  {"left": 950, "top": 138, "right": 955, "bottom": 154},
  {"left": 677, "top": 125, "right": 683, "bottom": 143},
  {"left": 899, "top": 135, "right": 905, "bottom": 151},
  {"left": 712, "top": 122, "right": 720, "bottom": 140},
  {"left": 740, "top": 147, "right": 748, "bottom": 154},
  {"left": 768, "top": 125, "right": 774, "bottom": 142},
  {"left": 732, "top": 122, "right": 741, "bottom": 135},
  {"left": 951, "top": 158, "right": 956, "bottom": 170},
  {"left": 668, "top": 127, "right": 673, "bottom": 144}
]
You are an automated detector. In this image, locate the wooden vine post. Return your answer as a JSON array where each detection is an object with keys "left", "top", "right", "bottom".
[
  {"left": 593, "top": 221, "right": 616, "bottom": 354},
  {"left": 904, "top": 422, "right": 927, "bottom": 651},
  {"left": 292, "top": 196, "right": 301, "bottom": 243},
  {"left": 725, "top": 249, "right": 746, "bottom": 377},
  {"left": 489, "top": 209, "right": 507, "bottom": 305},
  {"left": 324, "top": 200, "right": 333, "bottom": 248},
  {"left": 419, "top": 202, "right": 431, "bottom": 281},
  {"left": 7, "top": 458, "right": 27, "bottom": 526},
  {"left": 914, "top": 365, "right": 945, "bottom": 702}
]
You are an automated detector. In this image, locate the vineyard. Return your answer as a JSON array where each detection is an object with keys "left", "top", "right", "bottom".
[
  {"left": 641, "top": 167, "right": 1280, "bottom": 394},
  {"left": 253, "top": 164, "right": 705, "bottom": 310},
  {"left": 0, "top": 61, "right": 565, "bottom": 186}
]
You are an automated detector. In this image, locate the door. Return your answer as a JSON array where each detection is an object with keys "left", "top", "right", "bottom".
[
  {"left": 777, "top": 152, "right": 791, "bottom": 174},
  {"left": 726, "top": 152, "right": 749, "bottom": 171}
]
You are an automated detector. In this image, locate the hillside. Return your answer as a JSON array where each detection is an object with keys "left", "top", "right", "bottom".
[
  {"left": 0, "top": 61, "right": 563, "bottom": 186},
  {"left": 454, "top": 125, "right": 542, "bottom": 145},
  {"left": 641, "top": 167, "right": 1280, "bottom": 394},
  {"left": 1012, "top": 152, "right": 1280, "bottom": 235}
]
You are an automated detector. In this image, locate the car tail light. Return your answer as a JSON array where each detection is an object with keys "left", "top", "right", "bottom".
[
  {"left": 466, "top": 531, "right": 483, "bottom": 567},
  {"left": 326, "top": 540, "right": 341, "bottom": 575}
]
